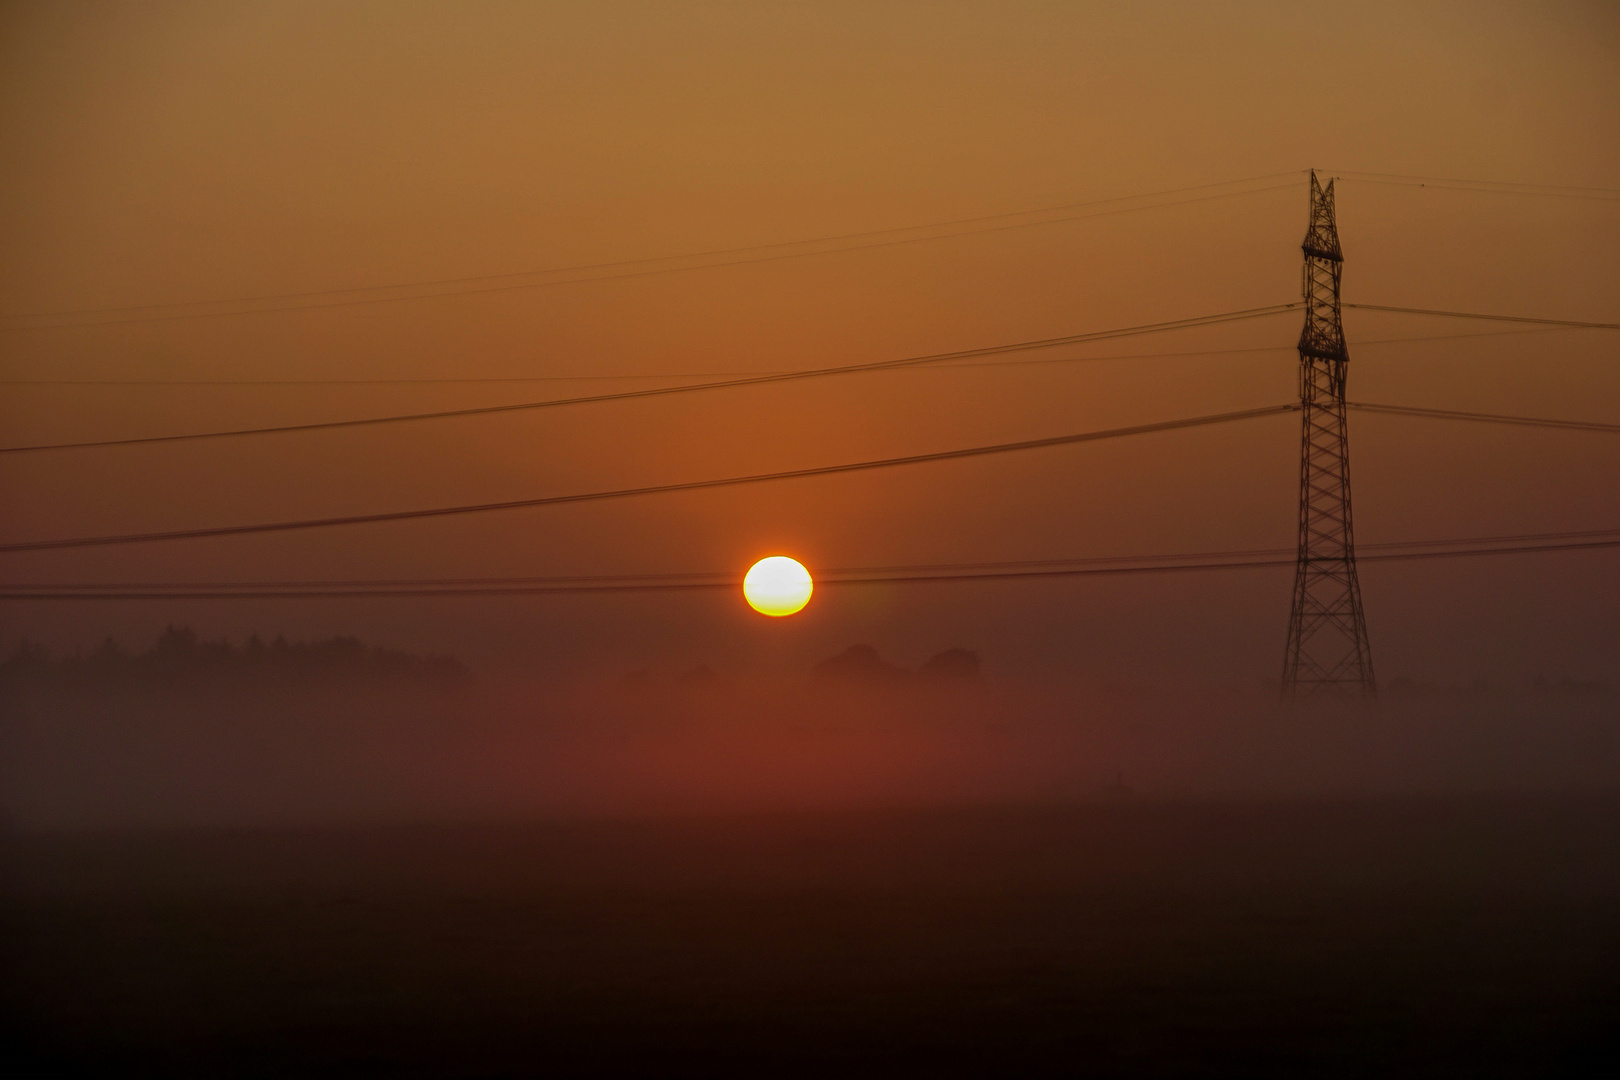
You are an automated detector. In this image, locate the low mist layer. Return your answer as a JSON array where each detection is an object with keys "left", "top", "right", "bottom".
[{"left": 4, "top": 631, "right": 1616, "bottom": 830}]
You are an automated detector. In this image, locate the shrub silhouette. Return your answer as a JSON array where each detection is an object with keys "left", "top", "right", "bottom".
[
  {"left": 1, "top": 626, "right": 468, "bottom": 692},
  {"left": 919, "top": 648, "right": 980, "bottom": 680},
  {"left": 812, "top": 644, "right": 909, "bottom": 684}
]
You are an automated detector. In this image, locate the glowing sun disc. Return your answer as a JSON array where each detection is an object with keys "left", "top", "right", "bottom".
[{"left": 743, "top": 556, "right": 813, "bottom": 617}]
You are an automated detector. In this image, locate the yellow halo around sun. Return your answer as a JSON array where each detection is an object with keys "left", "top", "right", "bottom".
[{"left": 743, "top": 556, "right": 813, "bottom": 617}]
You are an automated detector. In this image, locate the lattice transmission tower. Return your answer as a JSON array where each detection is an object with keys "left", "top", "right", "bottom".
[{"left": 1281, "top": 172, "right": 1375, "bottom": 695}]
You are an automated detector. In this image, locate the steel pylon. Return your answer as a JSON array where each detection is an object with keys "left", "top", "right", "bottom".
[{"left": 1282, "top": 171, "right": 1375, "bottom": 695}]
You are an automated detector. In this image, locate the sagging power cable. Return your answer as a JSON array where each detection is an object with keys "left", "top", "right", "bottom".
[
  {"left": 0, "top": 306, "right": 1296, "bottom": 454},
  {"left": 0, "top": 405, "right": 1297, "bottom": 553}
]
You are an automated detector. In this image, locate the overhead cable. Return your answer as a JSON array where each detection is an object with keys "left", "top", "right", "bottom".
[
  {"left": 1343, "top": 303, "right": 1619, "bottom": 330},
  {"left": 15, "top": 526, "right": 1620, "bottom": 595},
  {"left": 7, "top": 530, "right": 1618, "bottom": 601},
  {"left": 1347, "top": 401, "right": 1620, "bottom": 434},
  {"left": 0, "top": 404, "right": 1297, "bottom": 553},
  {"left": 0, "top": 175, "right": 1302, "bottom": 331},
  {"left": 1330, "top": 170, "right": 1620, "bottom": 201},
  {"left": 0, "top": 325, "right": 1570, "bottom": 388},
  {"left": 0, "top": 306, "right": 1296, "bottom": 454}
]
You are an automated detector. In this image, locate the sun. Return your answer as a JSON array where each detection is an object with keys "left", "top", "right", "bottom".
[{"left": 743, "top": 556, "right": 813, "bottom": 617}]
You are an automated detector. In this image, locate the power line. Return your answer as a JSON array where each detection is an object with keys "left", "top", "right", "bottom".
[
  {"left": 5, "top": 169, "right": 1614, "bottom": 333},
  {"left": 16, "top": 526, "right": 1619, "bottom": 594},
  {"left": 1343, "top": 303, "right": 1620, "bottom": 330},
  {"left": 0, "top": 326, "right": 1571, "bottom": 387},
  {"left": 3, "top": 392, "right": 1609, "bottom": 555},
  {"left": 1, "top": 549, "right": 1307, "bottom": 593},
  {"left": 1361, "top": 525, "right": 1620, "bottom": 550},
  {"left": 0, "top": 405, "right": 1297, "bottom": 553},
  {"left": 5, "top": 174, "right": 1298, "bottom": 321},
  {"left": 0, "top": 306, "right": 1296, "bottom": 454},
  {"left": 9, "top": 167, "right": 1613, "bottom": 332},
  {"left": 1348, "top": 401, "right": 1620, "bottom": 434},
  {"left": 0, "top": 175, "right": 1302, "bottom": 331},
  {"left": 1330, "top": 170, "right": 1620, "bottom": 201},
  {"left": 6, "top": 529, "right": 1617, "bottom": 600}
]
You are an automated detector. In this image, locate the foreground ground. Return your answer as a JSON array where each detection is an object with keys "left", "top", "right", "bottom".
[{"left": 4, "top": 798, "right": 1619, "bottom": 1077}]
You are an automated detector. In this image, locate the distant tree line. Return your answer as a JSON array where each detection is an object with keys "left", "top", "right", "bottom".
[
  {"left": 0, "top": 625, "right": 469, "bottom": 692},
  {"left": 812, "top": 644, "right": 981, "bottom": 684}
]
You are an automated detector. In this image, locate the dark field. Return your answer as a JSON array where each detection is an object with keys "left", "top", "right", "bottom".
[{"left": 5, "top": 799, "right": 1620, "bottom": 1077}]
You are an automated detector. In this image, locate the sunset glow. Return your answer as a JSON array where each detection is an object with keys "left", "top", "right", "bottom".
[{"left": 743, "top": 556, "right": 813, "bottom": 617}]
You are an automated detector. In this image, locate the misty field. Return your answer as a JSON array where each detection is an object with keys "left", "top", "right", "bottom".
[
  {"left": 5, "top": 639, "right": 1620, "bottom": 827},
  {"left": 5, "top": 799, "right": 1619, "bottom": 1077},
  {"left": 5, "top": 654, "right": 1620, "bottom": 1073}
]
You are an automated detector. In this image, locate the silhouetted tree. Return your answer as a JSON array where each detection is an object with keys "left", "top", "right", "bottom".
[
  {"left": 919, "top": 648, "right": 980, "bottom": 680},
  {"left": 0, "top": 628, "right": 469, "bottom": 693},
  {"left": 812, "top": 644, "right": 908, "bottom": 684}
]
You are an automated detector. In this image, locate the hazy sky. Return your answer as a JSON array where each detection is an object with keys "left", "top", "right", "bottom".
[{"left": 2, "top": 1, "right": 1617, "bottom": 683}]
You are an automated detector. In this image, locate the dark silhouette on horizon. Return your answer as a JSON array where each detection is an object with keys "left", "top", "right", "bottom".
[
  {"left": 1, "top": 625, "right": 469, "bottom": 692},
  {"left": 812, "top": 644, "right": 981, "bottom": 685}
]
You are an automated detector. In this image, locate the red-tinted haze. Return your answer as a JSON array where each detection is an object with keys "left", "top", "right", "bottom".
[{"left": 1, "top": 1, "right": 1617, "bottom": 684}]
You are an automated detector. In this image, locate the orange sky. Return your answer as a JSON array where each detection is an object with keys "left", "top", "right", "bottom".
[{"left": 1, "top": 1, "right": 1617, "bottom": 683}]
